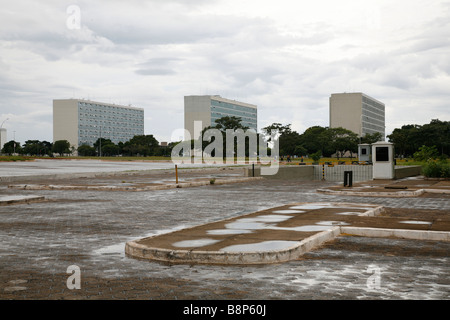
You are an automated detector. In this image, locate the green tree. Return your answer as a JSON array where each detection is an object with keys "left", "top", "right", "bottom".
[
  {"left": 310, "top": 150, "right": 322, "bottom": 163},
  {"left": 102, "top": 143, "right": 119, "bottom": 156},
  {"left": 328, "top": 127, "right": 359, "bottom": 159},
  {"left": 122, "top": 135, "right": 159, "bottom": 156},
  {"left": 413, "top": 145, "right": 439, "bottom": 161},
  {"left": 52, "top": 140, "right": 71, "bottom": 156},
  {"left": 200, "top": 116, "right": 252, "bottom": 158},
  {"left": 298, "top": 126, "right": 330, "bottom": 156},
  {"left": 1, "top": 140, "right": 22, "bottom": 154},
  {"left": 262, "top": 123, "right": 302, "bottom": 156},
  {"left": 22, "top": 140, "right": 53, "bottom": 156},
  {"left": 213, "top": 116, "right": 249, "bottom": 132},
  {"left": 77, "top": 144, "right": 96, "bottom": 156},
  {"left": 388, "top": 119, "right": 450, "bottom": 157},
  {"left": 361, "top": 132, "right": 383, "bottom": 144}
]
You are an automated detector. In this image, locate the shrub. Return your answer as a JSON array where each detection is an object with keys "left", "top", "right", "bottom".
[
  {"left": 422, "top": 160, "right": 450, "bottom": 178},
  {"left": 413, "top": 145, "right": 439, "bottom": 161},
  {"left": 310, "top": 151, "right": 322, "bottom": 163}
]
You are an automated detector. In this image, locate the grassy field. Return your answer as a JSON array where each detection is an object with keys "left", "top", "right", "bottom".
[
  {"left": 0, "top": 156, "right": 35, "bottom": 162},
  {"left": 0, "top": 155, "right": 446, "bottom": 167}
]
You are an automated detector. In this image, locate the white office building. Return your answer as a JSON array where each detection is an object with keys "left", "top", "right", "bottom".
[
  {"left": 53, "top": 99, "right": 144, "bottom": 149},
  {"left": 0, "top": 128, "right": 6, "bottom": 151},
  {"left": 330, "top": 92, "right": 385, "bottom": 139}
]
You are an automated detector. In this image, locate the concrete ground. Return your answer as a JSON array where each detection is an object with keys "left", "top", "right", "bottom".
[{"left": 0, "top": 161, "right": 449, "bottom": 300}]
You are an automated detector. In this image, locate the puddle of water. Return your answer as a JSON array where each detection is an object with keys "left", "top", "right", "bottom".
[
  {"left": 93, "top": 243, "right": 125, "bottom": 255},
  {"left": 272, "top": 210, "right": 305, "bottom": 214},
  {"left": 399, "top": 221, "right": 432, "bottom": 225},
  {"left": 172, "top": 238, "right": 221, "bottom": 248},
  {"left": 219, "top": 240, "right": 300, "bottom": 253},
  {"left": 238, "top": 215, "right": 293, "bottom": 223},
  {"left": 224, "top": 221, "right": 268, "bottom": 230},
  {"left": 335, "top": 212, "right": 363, "bottom": 216},
  {"left": 272, "top": 225, "right": 334, "bottom": 232},
  {"left": 316, "top": 221, "right": 351, "bottom": 226},
  {"left": 4, "top": 286, "right": 27, "bottom": 292},
  {"left": 289, "top": 205, "right": 329, "bottom": 210},
  {"left": 207, "top": 229, "right": 253, "bottom": 235}
]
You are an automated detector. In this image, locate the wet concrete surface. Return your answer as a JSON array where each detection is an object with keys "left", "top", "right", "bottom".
[{"left": 0, "top": 166, "right": 449, "bottom": 300}]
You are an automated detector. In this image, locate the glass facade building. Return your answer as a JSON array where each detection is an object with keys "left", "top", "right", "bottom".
[
  {"left": 210, "top": 98, "right": 257, "bottom": 131},
  {"left": 184, "top": 95, "right": 258, "bottom": 139},
  {"left": 53, "top": 99, "right": 144, "bottom": 149}
]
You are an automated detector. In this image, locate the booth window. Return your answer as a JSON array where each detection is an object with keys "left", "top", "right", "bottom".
[{"left": 375, "top": 147, "right": 389, "bottom": 161}]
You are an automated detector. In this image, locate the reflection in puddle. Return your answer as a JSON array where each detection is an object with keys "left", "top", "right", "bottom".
[
  {"left": 207, "top": 229, "right": 253, "bottom": 235},
  {"left": 93, "top": 243, "right": 125, "bottom": 256},
  {"left": 238, "top": 215, "right": 293, "bottom": 223},
  {"left": 220, "top": 240, "right": 300, "bottom": 252},
  {"left": 272, "top": 210, "right": 305, "bottom": 214},
  {"left": 290, "top": 205, "right": 328, "bottom": 210},
  {"left": 399, "top": 221, "right": 432, "bottom": 225},
  {"left": 225, "top": 221, "right": 268, "bottom": 230},
  {"left": 272, "top": 225, "right": 333, "bottom": 232},
  {"left": 316, "top": 221, "right": 351, "bottom": 226},
  {"left": 172, "top": 238, "right": 221, "bottom": 248},
  {"left": 335, "top": 212, "right": 362, "bottom": 216}
]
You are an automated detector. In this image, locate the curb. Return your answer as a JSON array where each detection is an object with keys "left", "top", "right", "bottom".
[
  {"left": 340, "top": 227, "right": 450, "bottom": 241},
  {"left": 8, "top": 177, "right": 264, "bottom": 192},
  {"left": 125, "top": 227, "right": 342, "bottom": 265},
  {"left": 316, "top": 188, "right": 450, "bottom": 198},
  {"left": 125, "top": 223, "right": 450, "bottom": 265},
  {"left": 0, "top": 195, "right": 46, "bottom": 205},
  {"left": 124, "top": 204, "right": 386, "bottom": 265}
]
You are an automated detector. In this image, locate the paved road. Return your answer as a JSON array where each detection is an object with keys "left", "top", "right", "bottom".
[
  {"left": 0, "top": 158, "right": 236, "bottom": 178},
  {"left": 0, "top": 169, "right": 449, "bottom": 302}
]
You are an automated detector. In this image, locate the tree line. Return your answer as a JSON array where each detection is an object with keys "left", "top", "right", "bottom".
[
  {"left": 187, "top": 116, "right": 383, "bottom": 159},
  {"left": 1, "top": 134, "right": 174, "bottom": 157},
  {"left": 261, "top": 123, "right": 382, "bottom": 159},
  {"left": 387, "top": 119, "right": 449, "bottom": 158},
  {"left": 2, "top": 118, "right": 448, "bottom": 159}
]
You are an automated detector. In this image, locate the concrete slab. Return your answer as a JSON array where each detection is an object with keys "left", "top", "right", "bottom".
[
  {"left": 0, "top": 195, "right": 45, "bottom": 205},
  {"left": 8, "top": 177, "right": 263, "bottom": 192},
  {"left": 0, "top": 159, "right": 241, "bottom": 182},
  {"left": 126, "top": 200, "right": 450, "bottom": 265},
  {"left": 317, "top": 177, "right": 450, "bottom": 197}
]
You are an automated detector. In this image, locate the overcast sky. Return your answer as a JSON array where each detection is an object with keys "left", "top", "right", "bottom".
[{"left": 1, "top": 0, "right": 449, "bottom": 144}]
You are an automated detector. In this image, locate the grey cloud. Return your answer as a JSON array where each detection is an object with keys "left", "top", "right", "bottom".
[
  {"left": 135, "top": 68, "right": 176, "bottom": 76},
  {"left": 134, "top": 57, "right": 183, "bottom": 76}
]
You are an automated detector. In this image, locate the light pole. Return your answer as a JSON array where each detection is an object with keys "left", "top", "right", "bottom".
[{"left": 0, "top": 118, "right": 8, "bottom": 128}]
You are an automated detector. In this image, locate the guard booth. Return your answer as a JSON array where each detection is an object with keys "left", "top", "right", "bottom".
[
  {"left": 372, "top": 141, "right": 395, "bottom": 179},
  {"left": 358, "top": 144, "right": 371, "bottom": 163}
]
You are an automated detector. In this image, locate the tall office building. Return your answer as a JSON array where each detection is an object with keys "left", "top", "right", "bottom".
[
  {"left": 329, "top": 92, "right": 385, "bottom": 139},
  {"left": 184, "top": 95, "right": 257, "bottom": 139},
  {"left": 0, "top": 128, "right": 6, "bottom": 151},
  {"left": 53, "top": 99, "right": 144, "bottom": 149}
]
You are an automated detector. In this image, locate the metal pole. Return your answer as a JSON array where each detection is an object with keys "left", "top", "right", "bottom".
[
  {"left": 252, "top": 163, "right": 255, "bottom": 177},
  {"left": 322, "top": 163, "right": 325, "bottom": 181},
  {"left": 175, "top": 165, "right": 178, "bottom": 184}
]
